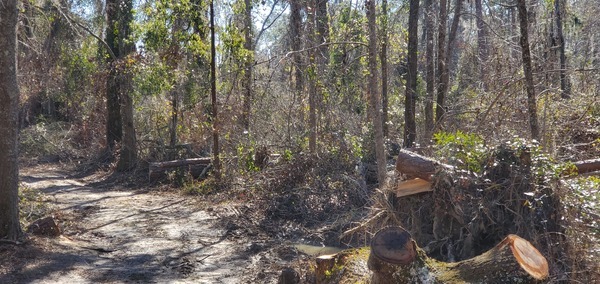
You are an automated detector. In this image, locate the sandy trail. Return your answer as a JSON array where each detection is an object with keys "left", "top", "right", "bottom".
[{"left": 8, "top": 165, "right": 263, "bottom": 284}]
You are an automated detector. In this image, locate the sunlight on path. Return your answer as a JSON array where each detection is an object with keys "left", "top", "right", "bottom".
[{"left": 16, "top": 166, "right": 257, "bottom": 284}]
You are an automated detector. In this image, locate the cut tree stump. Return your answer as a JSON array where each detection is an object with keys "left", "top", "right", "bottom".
[
  {"left": 314, "top": 226, "right": 549, "bottom": 284},
  {"left": 148, "top": 157, "right": 211, "bottom": 181},
  {"left": 26, "top": 216, "right": 61, "bottom": 237}
]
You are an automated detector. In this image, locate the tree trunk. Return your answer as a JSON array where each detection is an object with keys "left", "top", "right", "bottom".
[
  {"left": 554, "top": 0, "right": 570, "bottom": 99},
  {"left": 316, "top": 0, "right": 329, "bottom": 65},
  {"left": 475, "top": 0, "right": 488, "bottom": 91},
  {"left": 0, "top": 0, "right": 22, "bottom": 242},
  {"left": 424, "top": 0, "right": 435, "bottom": 142},
  {"left": 367, "top": 227, "right": 549, "bottom": 284},
  {"left": 106, "top": 0, "right": 137, "bottom": 171},
  {"left": 289, "top": 0, "right": 304, "bottom": 95},
  {"left": 435, "top": 0, "right": 448, "bottom": 124},
  {"left": 404, "top": 0, "right": 419, "bottom": 148},
  {"left": 242, "top": 0, "right": 254, "bottom": 130},
  {"left": 105, "top": 0, "right": 123, "bottom": 151},
  {"left": 210, "top": 0, "right": 221, "bottom": 178},
  {"left": 116, "top": 76, "right": 137, "bottom": 171},
  {"left": 380, "top": 0, "right": 389, "bottom": 137},
  {"left": 436, "top": 0, "right": 463, "bottom": 126},
  {"left": 366, "top": 0, "right": 387, "bottom": 185},
  {"left": 517, "top": 0, "right": 540, "bottom": 140},
  {"left": 168, "top": 18, "right": 184, "bottom": 149},
  {"left": 308, "top": 3, "right": 317, "bottom": 153}
]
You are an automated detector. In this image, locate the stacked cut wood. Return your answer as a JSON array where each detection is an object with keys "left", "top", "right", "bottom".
[
  {"left": 148, "top": 157, "right": 211, "bottom": 181},
  {"left": 311, "top": 226, "right": 549, "bottom": 284}
]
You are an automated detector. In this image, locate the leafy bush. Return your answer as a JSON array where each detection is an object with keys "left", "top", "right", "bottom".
[{"left": 433, "top": 131, "right": 487, "bottom": 172}]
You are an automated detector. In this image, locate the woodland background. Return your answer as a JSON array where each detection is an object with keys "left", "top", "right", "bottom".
[{"left": 1, "top": 0, "right": 599, "bottom": 281}]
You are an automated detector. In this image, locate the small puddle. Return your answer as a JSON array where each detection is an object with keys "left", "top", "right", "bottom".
[{"left": 292, "top": 243, "right": 344, "bottom": 256}]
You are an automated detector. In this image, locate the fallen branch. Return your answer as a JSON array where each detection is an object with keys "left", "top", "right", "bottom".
[{"left": 148, "top": 158, "right": 211, "bottom": 181}]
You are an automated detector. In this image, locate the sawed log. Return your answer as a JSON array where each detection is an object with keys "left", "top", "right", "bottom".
[
  {"left": 368, "top": 227, "right": 549, "bottom": 284},
  {"left": 395, "top": 149, "right": 453, "bottom": 182},
  {"left": 313, "top": 226, "right": 549, "bottom": 284},
  {"left": 148, "top": 157, "right": 211, "bottom": 181}
]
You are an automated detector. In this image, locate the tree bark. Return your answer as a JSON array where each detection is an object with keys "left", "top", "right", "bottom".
[
  {"left": 168, "top": 18, "right": 184, "bottom": 149},
  {"left": 475, "top": 0, "right": 488, "bottom": 90},
  {"left": 395, "top": 149, "right": 453, "bottom": 181},
  {"left": 241, "top": 0, "right": 254, "bottom": 130},
  {"left": 435, "top": 0, "right": 448, "bottom": 124},
  {"left": 210, "top": 0, "right": 221, "bottom": 178},
  {"left": 424, "top": 0, "right": 435, "bottom": 142},
  {"left": 316, "top": 0, "right": 329, "bottom": 65},
  {"left": 366, "top": 0, "right": 387, "bottom": 185},
  {"left": 404, "top": 0, "right": 420, "bottom": 148},
  {"left": 105, "top": 0, "right": 123, "bottom": 151},
  {"left": 436, "top": 0, "right": 463, "bottom": 126},
  {"left": 116, "top": 76, "right": 137, "bottom": 171},
  {"left": 380, "top": 0, "right": 389, "bottom": 137},
  {"left": 308, "top": 3, "right": 317, "bottom": 153},
  {"left": 517, "top": 0, "right": 540, "bottom": 140},
  {"left": 289, "top": 0, "right": 304, "bottom": 95},
  {"left": 0, "top": 0, "right": 22, "bottom": 242},
  {"left": 554, "top": 0, "right": 570, "bottom": 99}
]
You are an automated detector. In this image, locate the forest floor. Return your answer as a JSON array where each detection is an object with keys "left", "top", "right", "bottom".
[{"left": 0, "top": 162, "right": 309, "bottom": 283}]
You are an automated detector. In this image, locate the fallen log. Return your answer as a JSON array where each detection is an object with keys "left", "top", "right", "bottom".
[
  {"left": 148, "top": 158, "right": 211, "bottom": 181},
  {"left": 395, "top": 149, "right": 453, "bottom": 182},
  {"left": 572, "top": 158, "right": 600, "bottom": 174},
  {"left": 314, "top": 226, "right": 549, "bottom": 284},
  {"left": 396, "top": 149, "right": 599, "bottom": 183}
]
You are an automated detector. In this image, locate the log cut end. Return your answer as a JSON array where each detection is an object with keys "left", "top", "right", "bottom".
[
  {"left": 395, "top": 178, "right": 432, "bottom": 197},
  {"left": 370, "top": 226, "right": 416, "bottom": 265},
  {"left": 507, "top": 234, "right": 549, "bottom": 280}
]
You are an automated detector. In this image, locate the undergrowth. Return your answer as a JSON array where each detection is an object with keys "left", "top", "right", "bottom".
[{"left": 18, "top": 184, "right": 53, "bottom": 227}]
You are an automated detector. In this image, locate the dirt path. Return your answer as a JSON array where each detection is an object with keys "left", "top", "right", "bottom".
[{"left": 3, "top": 164, "right": 281, "bottom": 284}]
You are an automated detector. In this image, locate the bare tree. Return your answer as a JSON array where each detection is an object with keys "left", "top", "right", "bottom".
[
  {"left": 289, "top": 0, "right": 303, "bottom": 95},
  {"left": 475, "top": 0, "right": 488, "bottom": 90},
  {"left": 404, "top": 0, "right": 420, "bottom": 148},
  {"left": 554, "top": 0, "right": 570, "bottom": 99},
  {"left": 517, "top": 0, "right": 540, "bottom": 140},
  {"left": 366, "top": 0, "right": 387, "bottom": 184},
  {"left": 0, "top": 0, "right": 22, "bottom": 242},
  {"left": 241, "top": 0, "right": 254, "bottom": 130},
  {"left": 436, "top": 0, "right": 463, "bottom": 125},
  {"left": 424, "top": 0, "right": 435, "bottom": 142},
  {"left": 307, "top": 1, "right": 317, "bottom": 153},
  {"left": 381, "top": 0, "right": 390, "bottom": 137},
  {"left": 210, "top": 0, "right": 221, "bottom": 177},
  {"left": 435, "top": 0, "right": 448, "bottom": 124}
]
